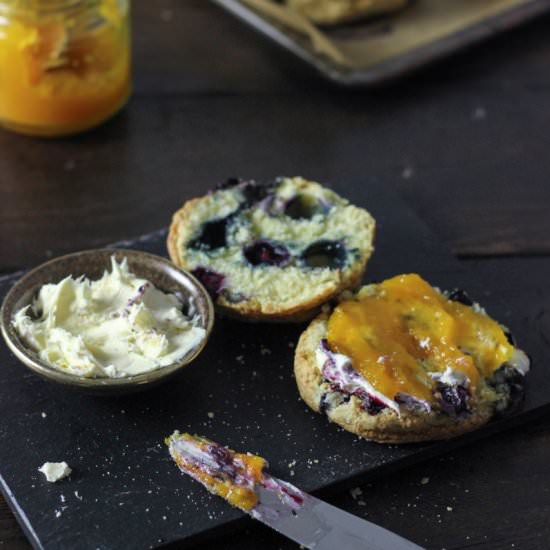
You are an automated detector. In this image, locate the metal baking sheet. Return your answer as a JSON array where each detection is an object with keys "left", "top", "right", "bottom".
[
  {"left": 213, "top": 0, "right": 550, "bottom": 85},
  {"left": 1, "top": 180, "right": 549, "bottom": 549}
]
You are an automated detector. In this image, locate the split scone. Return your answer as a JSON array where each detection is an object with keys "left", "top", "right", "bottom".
[
  {"left": 287, "top": 0, "right": 409, "bottom": 25},
  {"left": 167, "top": 177, "right": 375, "bottom": 322},
  {"left": 294, "top": 274, "right": 530, "bottom": 443}
]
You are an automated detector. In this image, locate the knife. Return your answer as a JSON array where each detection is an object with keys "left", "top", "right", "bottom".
[
  {"left": 253, "top": 473, "right": 423, "bottom": 549},
  {"left": 166, "top": 432, "right": 424, "bottom": 550}
]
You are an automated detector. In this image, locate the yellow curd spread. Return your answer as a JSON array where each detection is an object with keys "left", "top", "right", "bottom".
[
  {"left": 0, "top": 0, "right": 130, "bottom": 136},
  {"left": 167, "top": 432, "right": 267, "bottom": 512},
  {"left": 326, "top": 274, "right": 514, "bottom": 404}
]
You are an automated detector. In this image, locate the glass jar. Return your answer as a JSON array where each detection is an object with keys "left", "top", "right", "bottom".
[{"left": 0, "top": 0, "right": 131, "bottom": 137}]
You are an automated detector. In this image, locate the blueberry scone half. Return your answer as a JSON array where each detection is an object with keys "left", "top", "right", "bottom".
[
  {"left": 287, "top": 0, "right": 409, "bottom": 25},
  {"left": 294, "top": 274, "right": 530, "bottom": 443},
  {"left": 167, "top": 177, "right": 375, "bottom": 322}
]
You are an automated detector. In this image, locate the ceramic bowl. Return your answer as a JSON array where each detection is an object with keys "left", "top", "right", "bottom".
[{"left": 0, "top": 249, "right": 214, "bottom": 395}]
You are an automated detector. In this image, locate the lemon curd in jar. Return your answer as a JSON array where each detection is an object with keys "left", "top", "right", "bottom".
[{"left": 0, "top": 0, "right": 130, "bottom": 136}]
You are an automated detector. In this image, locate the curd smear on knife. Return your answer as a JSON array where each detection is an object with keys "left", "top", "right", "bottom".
[{"left": 13, "top": 257, "right": 206, "bottom": 378}]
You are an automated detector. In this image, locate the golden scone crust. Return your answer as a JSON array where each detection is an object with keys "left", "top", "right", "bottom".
[
  {"left": 168, "top": 177, "right": 375, "bottom": 322},
  {"left": 288, "top": 0, "right": 409, "bottom": 25},
  {"left": 294, "top": 295, "right": 528, "bottom": 444}
]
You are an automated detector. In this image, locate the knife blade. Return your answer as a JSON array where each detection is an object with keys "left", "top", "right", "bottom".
[
  {"left": 166, "top": 432, "right": 424, "bottom": 550},
  {"left": 253, "top": 474, "right": 424, "bottom": 550}
]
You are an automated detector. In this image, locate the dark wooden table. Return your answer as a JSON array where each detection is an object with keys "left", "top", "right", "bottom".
[{"left": 1, "top": 2, "right": 550, "bottom": 548}]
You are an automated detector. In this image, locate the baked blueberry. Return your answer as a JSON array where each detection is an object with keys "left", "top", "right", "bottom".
[
  {"left": 434, "top": 383, "right": 470, "bottom": 417},
  {"left": 188, "top": 215, "right": 233, "bottom": 252},
  {"left": 446, "top": 288, "right": 474, "bottom": 306},
  {"left": 301, "top": 240, "right": 347, "bottom": 269},
  {"left": 284, "top": 194, "right": 324, "bottom": 220},
  {"left": 244, "top": 240, "right": 290, "bottom": 267},
  {"left": 362, "top": 394, "right": 388, "bottom": 416},
  {"left": 192, "top": 267, "right": 225, "bottom": 296},
  {"left": 240, "top": 180, "right": 272, "bottom": 207},
  {"left": 319, "top": 390, "right": 349, "bottom": 415},
  {"left": 489, "top": 363, "right": 527, "bottom": 414}
]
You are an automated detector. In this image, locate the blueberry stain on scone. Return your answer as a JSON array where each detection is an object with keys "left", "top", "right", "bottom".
[
  {"left": 243, "top": 240, "right": 291, "bottom": 267},
  {"left": 168, "top": 177, "right": 375, "bottom": 321},
  {"left": 191, "top": 267, "right": 226, "bottom": 296},
  {"left": 294, "top": 273, "right": 530, "bottom": 443}
]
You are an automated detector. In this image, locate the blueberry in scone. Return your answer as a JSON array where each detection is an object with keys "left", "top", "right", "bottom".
[
  {"left": 294, "top": 274, "right": 530, "bottom": 443},
  {"left": 167, "top": 177, "right": 375, "bottom": 321}
]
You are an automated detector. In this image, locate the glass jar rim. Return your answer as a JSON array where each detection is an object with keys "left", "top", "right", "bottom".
[{"left": 0, "top": 0, "right": 101, "bottom": 17}]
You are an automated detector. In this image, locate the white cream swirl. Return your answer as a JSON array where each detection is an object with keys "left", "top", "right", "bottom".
[{"left": 13, "top": 257, "right": 205, "bottom": 378}]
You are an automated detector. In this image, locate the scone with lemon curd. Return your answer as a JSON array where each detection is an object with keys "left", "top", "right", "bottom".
[
  {"left": 294, "top": 274, "right": 530, "bottom": 443},
  {"left": 167, "top": 177, "right": 375, "bottom": 322},
  {"left": 287, "top": 0, "right": 409, "bottom": 25}
]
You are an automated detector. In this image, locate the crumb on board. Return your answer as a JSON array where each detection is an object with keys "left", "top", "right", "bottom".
[
  {"left": 401, "top": 165, "right": 414, "bottom": 180},
  {"left": 160, "top": 8, "right": 173, "bottom": 22},
  {"left": 38, "top": 462, "right": 72, "bottom": 483},
  {"left": 472, "top": 106, "right": 487, "bottom": 120}
]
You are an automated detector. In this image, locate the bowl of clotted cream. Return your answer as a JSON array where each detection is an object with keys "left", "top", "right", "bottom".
[{"left": 0, "top": 249, "right": 214, "bottom": 395}]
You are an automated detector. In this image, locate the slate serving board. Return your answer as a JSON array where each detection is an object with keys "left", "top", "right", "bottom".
[{"left": 0, "top": 182, "right": 548, "bottom": 550}]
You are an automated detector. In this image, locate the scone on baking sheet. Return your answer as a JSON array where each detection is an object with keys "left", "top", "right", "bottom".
[
  {"left": 287, "top": 0, "right": 409, "bottom": 25},
  {"left": 167, "top": 177, "right": 375, "bottom": 322},
  {"left": 294, "top": 274, "right": 530, "bottom": 443}
]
